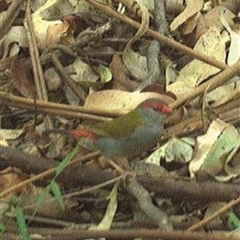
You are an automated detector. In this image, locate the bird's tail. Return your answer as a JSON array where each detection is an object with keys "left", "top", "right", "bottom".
[{"left": 68, "top": 129, "right": 96, "bottom": 141}]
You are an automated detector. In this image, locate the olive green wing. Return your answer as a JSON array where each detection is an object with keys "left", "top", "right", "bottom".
[{"left": 86, "top": 111, "right": 143, "bottom": 139}]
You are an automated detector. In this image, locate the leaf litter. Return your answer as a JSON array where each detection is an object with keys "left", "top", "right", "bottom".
[{"left": 0, "top": 0, "right": 240, "bottom": 239}]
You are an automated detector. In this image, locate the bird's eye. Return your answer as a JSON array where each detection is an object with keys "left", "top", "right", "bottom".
[{"left": 152, "top": 105, "right": 162, "bottom": 112}]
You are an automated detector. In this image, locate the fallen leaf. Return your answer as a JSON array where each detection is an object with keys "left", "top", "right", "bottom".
[
  {"left": 167, "top": 27, "right": 227, "bottom": 98},
  {"left": 84, "top": 90, "right": 174, "bottom": 112},
  {"left": 189, "top": 119, "right": 240, "bottom": 179},
  {"left": 170, "top": 0, "right": 203, "bottom": 31},
  {"left": 11, "top": 56, "right": 36, "bottom": 98}
]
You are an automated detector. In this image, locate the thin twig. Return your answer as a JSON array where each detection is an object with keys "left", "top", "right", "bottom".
[
  {"left": 24, "top": 0, "right": 52, "bottom": 128},
  {"left": 0, "top": 151, "right": 101, "bottom": 198},
  {"left": 85, "top": 0, "right": 227, "bottom": 70},
  {"left": 51, "top": 52, "right": 86, "bottom": 102},
  {"left": 170, "top": 60, "right": 240, "bottom": 109},
  {"left": 0, "top": 0, "right": 24, "bottom": 38}
]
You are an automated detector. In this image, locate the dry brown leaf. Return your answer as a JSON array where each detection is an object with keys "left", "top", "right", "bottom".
[
  {"left": 1, "top": 26, "right": 28, "bottom": 48},
  {"left": 167, "top": 27, "right": 227, "bottom": 99},
  {"left": 116, "top": 0, "right": 154, "bottom": 18},
  {"left": 39, "top": 20, "right": 73, "bottom": 49},
  {"left": 195, "top": 6, "right": 235, "bottom": 41},
  {"left": 0, "top": 167, "right": 28, "bottom": 199},
  {"left": 122, "top": 49, "right": 148, "bottom": 80},
  {"left": 44, "top": 67, "right": 62, "bottom": 91},
  {"left": 180, "top": 12, "right": 201, "bottom": 35},
  {"left": 165, "top": 0, "right": 184, "bottom": 15},
  {"left": 31, "top": 1, "right": 63, "bottom": 49},
  {"left": 11, "top": 56, "right": 36, "bottom": 98},
  {"left": 221, "top": 10, "right": 240, "bottom": 65},
  {"left": 220, "top": 0, "right": 240, "bottom": 15},
  {"left": 32, "top": 1, "right": 74, "bottom": 50},
  {"left": 0, "top": 40, "right": 20, "bottom": 71},
  {"left": 206, "top": 80, "right": 240, "bottom": 105},
  {"left": 84, "top": 90, "right": 174, "bottom": 112},
  {"left": 0, "top": 131, "right": 8, "bottom": 146},
  {"left": 38, "top": 0, "right": 73, "bottom": 20},
  {"left": 189, "top": 119, "right": 240, "bottom": 179},
  {"left": 170, "top": 0, "right": 203, "bottom": 31},
  {"left": 109, "top": 54, "right": 137, "bottom": 91},
  {"left": 66, "top": 57, "right": 98, "bottom": 84}
]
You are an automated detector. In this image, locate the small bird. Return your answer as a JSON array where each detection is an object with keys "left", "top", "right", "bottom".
[{"left": 66, "top": 98, "right": 173, "bottom": 158}]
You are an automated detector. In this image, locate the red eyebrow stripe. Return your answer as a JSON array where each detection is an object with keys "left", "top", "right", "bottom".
[{"left": 142, "top": 101, "right": 173, "bottom": 114}]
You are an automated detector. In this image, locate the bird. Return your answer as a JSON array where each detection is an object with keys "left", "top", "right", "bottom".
[{"left": 65, "top": 98, "right": 173, "bottom": 159}]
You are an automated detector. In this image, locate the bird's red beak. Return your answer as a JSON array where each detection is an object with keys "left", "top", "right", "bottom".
[{"left": 161, "top": 105, "right": 173, "bottom": 115}]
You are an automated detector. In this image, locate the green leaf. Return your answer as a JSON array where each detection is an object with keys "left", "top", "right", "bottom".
[
  {"left": 227, "top": 212, "right": 240, "bottom": 228},
  {"left": 55, "top": 147, "right": 78, "bottom": 176},
  {"left": 98, "top": 64, "right": 112, "bottom": 83},
  {"left": 27, "top": 148, "right": 77, "bottom": 225},
  {"left": 14, "top": 205, "right": 30, "bottom": 240},
  {"left": 0, "top": 223, "right": 5, "bottom": 234},
  {"left": 50, "top": 181, "right": 64, "bottom": 210}
]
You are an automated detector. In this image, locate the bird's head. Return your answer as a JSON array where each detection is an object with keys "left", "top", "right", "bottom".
[{"left": 138, "top": 99, "right": 172, "bottom": 115}]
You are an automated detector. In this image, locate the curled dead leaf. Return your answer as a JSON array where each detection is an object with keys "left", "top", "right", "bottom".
[
  {"left": 38, "top": 20, "right": 74, "bottom": 49},
  {"left": 170, "top": 0, "right": 204, "bottom": 31}
]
